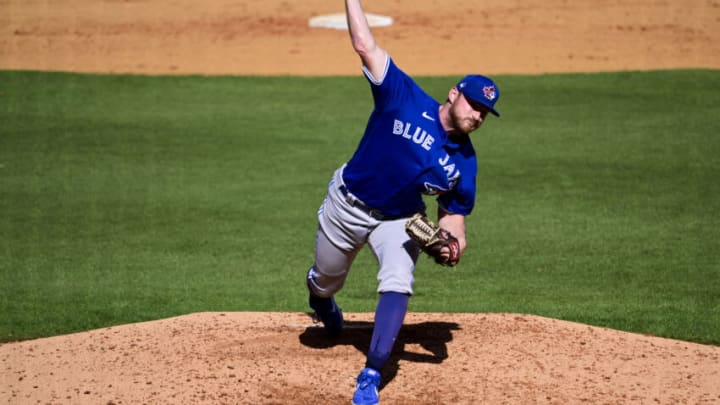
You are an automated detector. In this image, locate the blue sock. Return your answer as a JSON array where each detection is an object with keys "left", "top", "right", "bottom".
[{"left": 365, "top": 292, "right": 409, "bottom": 372}]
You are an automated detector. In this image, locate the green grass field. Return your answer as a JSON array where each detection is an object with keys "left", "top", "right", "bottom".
[{"left": 1, "top": 70, "right": 718, "bottom": 344}]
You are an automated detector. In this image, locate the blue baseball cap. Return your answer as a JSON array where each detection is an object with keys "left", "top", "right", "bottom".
[{"left": 456, "top": 75, "right": 500, "bottom": 117}]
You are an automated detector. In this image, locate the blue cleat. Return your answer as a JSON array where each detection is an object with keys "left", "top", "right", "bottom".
[
  {"left": 352, "top": 367, "right": 381, "bottom": 405},
  {"left": 308, "top": 293, "right": 344, "bottom": 336}
]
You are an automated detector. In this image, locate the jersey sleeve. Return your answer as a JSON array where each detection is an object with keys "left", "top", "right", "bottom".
[{"left": 362, "top": 57, "right": 415, "bottom": 112}]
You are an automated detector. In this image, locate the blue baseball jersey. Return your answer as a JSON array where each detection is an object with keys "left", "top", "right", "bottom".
[{"left": 342, "top": 57, "right": 478, "bottom": 217}]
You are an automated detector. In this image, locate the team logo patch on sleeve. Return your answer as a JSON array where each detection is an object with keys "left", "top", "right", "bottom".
[{"left": 423, "top": 182, "right": 448, "bottom": 196}]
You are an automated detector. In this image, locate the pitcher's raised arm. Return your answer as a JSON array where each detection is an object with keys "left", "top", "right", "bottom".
[{"left": 345, "top": 0, "right": 388, "bottom": 79}]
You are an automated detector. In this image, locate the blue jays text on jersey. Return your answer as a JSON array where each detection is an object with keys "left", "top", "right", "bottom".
[
  {"left": 341, "top": 57, "right": 477, "bottom": 218},
  {"left": 391, "top": 119, "right": 460, "bottom": 193}
]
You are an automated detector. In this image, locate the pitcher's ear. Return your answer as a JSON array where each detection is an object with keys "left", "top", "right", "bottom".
[{"left": 448, "top": 87, "right": 460, "bottom": 103}]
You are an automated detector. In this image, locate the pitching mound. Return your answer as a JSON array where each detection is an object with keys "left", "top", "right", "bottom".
[{"left": 2, "top": 312, "right": 719, "bottom": 404}]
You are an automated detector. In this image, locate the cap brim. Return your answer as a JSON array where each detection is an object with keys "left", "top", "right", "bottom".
[{"left": 464, "top": 93, "right": 500, "bottom": 117}]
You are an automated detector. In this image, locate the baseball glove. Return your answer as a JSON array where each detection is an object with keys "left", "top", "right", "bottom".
[{"left": 405, "top": 213, "right": 460, "bottom": 266}]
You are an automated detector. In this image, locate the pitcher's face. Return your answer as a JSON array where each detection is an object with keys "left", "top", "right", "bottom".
[{"left": 448, "top": 90, "right": 491, "bottom": 134}]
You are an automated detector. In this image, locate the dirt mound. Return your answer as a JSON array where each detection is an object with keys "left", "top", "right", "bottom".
[{"left": 2, "top": 312, "right": 719, "bottom": 404}]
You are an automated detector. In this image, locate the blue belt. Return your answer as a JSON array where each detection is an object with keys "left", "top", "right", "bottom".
[{"left": 338, "top": 185, "right": 406, "bottom": 221}]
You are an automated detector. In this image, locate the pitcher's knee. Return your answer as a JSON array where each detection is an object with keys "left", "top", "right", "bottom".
[
  {"left": 307, "top": 266, "right": 346, "bottom": 298},
  {"left": 377, "top": 275, "right": 414, "bottom": 296}
]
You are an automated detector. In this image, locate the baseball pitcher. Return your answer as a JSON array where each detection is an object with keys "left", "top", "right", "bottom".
[{"left": 305, "top": 1, "right": 501, "bottom": 403}]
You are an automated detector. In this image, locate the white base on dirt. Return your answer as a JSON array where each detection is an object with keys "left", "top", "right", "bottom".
[{"left": 309, "top": 13, "right": 393, "bottom": 30}]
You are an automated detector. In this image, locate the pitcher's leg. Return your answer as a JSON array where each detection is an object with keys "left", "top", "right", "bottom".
[
  {"left": 366, "top": 292, "right": 409, "bottom": 371},
  {"left": 307, "top": 225, "right": 359, "bottom": 298},
  {"left": 368, "top": 219, "right": 420, "bottom": 295},
  {"left": 307, "top": 225, "right": 361, "bottom": 336},
  {"left": 359, "top": 219, "right": 419, "bottom": 377}
]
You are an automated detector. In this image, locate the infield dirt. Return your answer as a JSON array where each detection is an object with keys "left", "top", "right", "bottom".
[
  {"left": 1, "top": 0, "right": 720, "bottom": 404},
  {"left": 2, "top": 0, "right": 719, "bottom": 75}
]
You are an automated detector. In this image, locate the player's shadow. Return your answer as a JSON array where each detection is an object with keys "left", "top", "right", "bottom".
[{"left": 298, "top": 313, "right": 460, "bottom": 389}]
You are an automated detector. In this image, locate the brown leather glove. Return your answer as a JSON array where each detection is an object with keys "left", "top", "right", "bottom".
[{"left": 405, "top": 213, "right": 460, "bottom": 266}]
